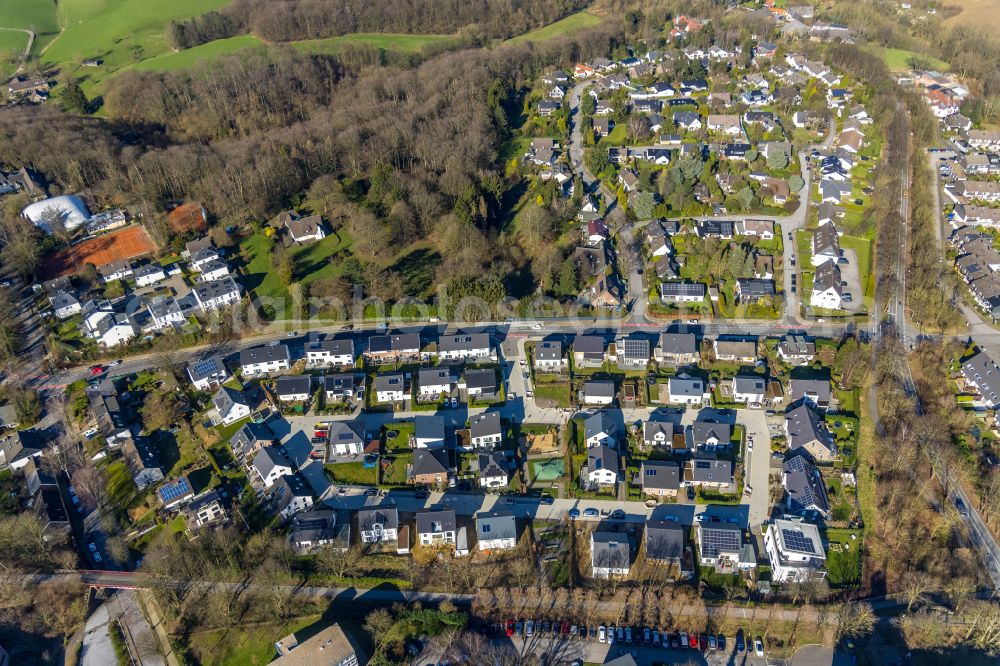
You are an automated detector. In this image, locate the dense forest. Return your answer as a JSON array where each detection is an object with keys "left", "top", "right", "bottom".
[{"left": 169, "top": 0, "right": 591, "bottom": 49}]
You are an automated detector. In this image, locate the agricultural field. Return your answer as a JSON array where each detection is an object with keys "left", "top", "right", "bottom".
[
  {"left": 863, "top": 46, "right": 947, "bottom": 72},
  {"left": 941, "top": 0, "right": 1000, "bottom": 28},
  {"left": 292, "top": 32, "right": 457, "bottom": 55},
  {"left": 35, "top": 0, "right": 232, "bottom": 96},
  {"left": 504, "top": 11, "right": 604, "bottom": 44},
  {"left": 130, "top": 34, "right": 263, "bottom": 73}
]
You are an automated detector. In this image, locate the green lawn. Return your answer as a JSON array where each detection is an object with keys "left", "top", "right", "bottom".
[
  {"left": 37, "top": 0, "right": 231, "bottom": 97},
  {"left": 533, "top": 382, "right": 571, "bottom": 408},
  {"left": 598, "top": 123, "right": 628, "bottom": 147},
  {"left": 0, "top": 0, "right": 60, "bottom": 76},
  {"left": 130, "top": 34, "right": 263, "bottom": 72},
  {"left": 384, "top": 422, "right": 414, "bottom": 452},
  {"left": 325, "top": 461, "right": 376, "bottom": 486},
  {"left": 239, "top": 231, "right": 353, "bottom": 318},
  {"left": 188, "top": 614, "right": 320, "bottom": 666},
  {"left": 863, "top": 46, "right": 947, "bottom": 72},
  {"left": 504, "top": 11, "right": 604, "bottom": 44},
  {"left": 381, "top": 452, "right": 411, "bottom": 486}
]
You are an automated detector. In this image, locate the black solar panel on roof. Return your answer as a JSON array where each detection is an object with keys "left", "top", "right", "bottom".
[
  {"left": 701, "top": 526, "right": 741, "bottom": 556},
  {"left": 158, "top": 477, "right": 192, "bottom": 502},
  {"left": 781, "top": 529, "right": 817, "bottom": 554},
  {"left": 696, "top": 460, "right": 710, "bottom": 469}
]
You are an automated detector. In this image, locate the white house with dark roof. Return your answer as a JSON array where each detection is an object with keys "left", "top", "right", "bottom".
[
  {"left": 660, "top": 281, "right": 706, "bottom": 303},
  {"left": 240, "top": 345, "right": 291, "bottom": 376},
  {"left": 271, "top": 473, "right": 314, "bottom": 520},
  {"left": 584, "top": 411, "right": 615, "bottom": 447},
  {"left": 50, "top": 290, "right": 81, "bottom": 319},
  {"left": 685, "top": 458, "right": 734, "bottom": 489},
  {"left": 534, "top": 341, "right": 566, "bottom": 371},
  {"left": 187, "top": 356, "right": 229, "bottom": 391},
  {"left": 583, "top": 380, "right": 616, "bottom": 405},
  {"left": 374, "top": 373, "right": 406, "bottom": 403},
  {"left": 469, "top": 412, "right": 503, "bottom": 449},
  {"left": 764, "top": 517, "right": 826, "bottom": 582},
  {"left": 586, "top": 445, "right": 619, "bottom": 486},
  {"left": 213, "top": 386, "right": 251, "bottom": 425},
  {"left": 643, "top": 420, "right": 676, "bottom": 448},
  {"left": 305, "top": 338, "right": 355, "bottom": 366},
  {"left": 437, "top": 332, "right": 492, "bottom": 361},
  {"left": 134, "top": 263, "right": 166, "bottom": 287},
  {"left": 417, "top": 367, "right": 455, "bottom": 399},
  {"left": 197, "top": 260, "right": 230, "bottom": 283},
  {"left": 732, "top": 374, "right": 766, "bottom": 404},
  {"left": 790, "top": 378, "right": 832, "bottom": 409},
  {"left": 413, "top": 416, "right": 446, "bottom": 449},
  {"left": 961, "top": 351, "right": 1000, "bottom": 409},
  {"left": 811, "top": 261, "right": 843, "bottom": 310},
  {"left": 462, "top": 368, "right": 497, "bottom": 400},
  {"left": 286, "top": 214, "right": 326, "bottom": 243},
  {"left": 477, "top": 451, "right": 509, "bottom": 489},
  {"left": 777, "top": 335, "right": 815, "bottom": 365},
  {"left": 668, "top": 374, "right": 707, "bottom": 405},
  {"left": 323, "top": 374, "right": 359, "bottom": 402},
  {"left": 193, "top": 275, "right": 241, "bottom": 312},
  {"left": 275, "top": 376, "right": 312, "bottom": 402},
  {"left": 253, "top": 446, "right": 294, "bottom": 488},
  {"left": 573, "top": 335, "right": 607, "bottom": 367},
  {"left": 697, "top": 522, "right": 754, "bottom": 571},
  {"left": 147, "top": 296, "right": 185, "bottom": 331},
  {"left": 476, "top": 511, "right": 517, "bottom": 550},
  {"left": 417, "top": 509, "right": 457, "bottom": 546},
  {"left": 359, "top": 507, "right": 399, "bottom": 544},
  {"left": 591, "top": 530, "right": 631, "bottom": 578}
]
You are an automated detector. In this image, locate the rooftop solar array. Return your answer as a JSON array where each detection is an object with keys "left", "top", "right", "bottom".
[
  {"left": 700, "top": 525, "right": 741, "bottom": 558},
  {"left": 622, "top": 338, "right": 649, "bottom": 358},
  {"left": 190, "top": 359, "right": 220, "bottom": 377},
  {"left": 781, "top": 528, "right": 817, "bottom": 554},
  {"left": 157, "top": 477, "right": 192, "bottom": 503}
]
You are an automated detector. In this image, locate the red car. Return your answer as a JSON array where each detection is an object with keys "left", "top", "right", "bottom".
[
  {"left": 313, "top": 431, "right": 328, "bottom": 439},
  {"left": 561, "top": 622, "right": 570, "bottom": 635},
  {"left": 505, "top": 620, "right": 515, "bottom": 637},
  {"left": 688, "top": 633, "right": 699, "bottom": 649},
  {"left": 89, "top": 365, "right": 104, "bottom": 376}
]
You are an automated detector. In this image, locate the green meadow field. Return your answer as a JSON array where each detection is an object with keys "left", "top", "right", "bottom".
[{"left": 504, "top": 11, "right": 604, "bottom": 44}]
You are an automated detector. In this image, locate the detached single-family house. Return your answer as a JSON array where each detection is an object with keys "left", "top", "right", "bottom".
[
  {"left": 463, "top": 368, "right": 498, "bottom": 400},
  {"left": 469, "top": 412, "right": 503, "bottom": 449},
  {"left": 534, "top": 341, "right": 566, "bottom": 371},
  {"left": 271, "top": 473, "right": 314, "bottom": 520},
  {"left": 134, "top": 263, "right": 167, "bottom": 287},
  {"left": 253, "top": 446, "right": 294, "bottom": 488},
  {"left": 777, "top": 335, "right": 815, "bottom": 365},
  {"left": 477, "top": 451, "right": 509, "bottom": 489},
  {"left": 323, "top": 374, "right": 359, "bottom": 402},
  {"left": 411, "top": 448, "right": 452, "bottom": 486},
  {"left": 713, "top": 338, "right": 757, "bottom": 362},
  {"left": 50, "top": 291, "right": 81, "bottom": 319},
  {"left": 687, "top": 421, "right": 733, "bottom": 452},
  {"left": 643, "top": 420, "right": 676, "bottom": 449},
  {"left": 476, "top": 511, "right": 518, "bottom": 551},
  {"left": 657, "top": 332, "right": 699, "bottom": 364},
  {"left": 790, "top": 378, "right": 832, "bottom": 409},
  {"left": 591, "top": 531, "right": 632, "bottom": 578},
  {"left": 641, "top": 460, "right": 680, "bottom": 497},
  {"left": 660, "top": 281, "right": 705, "bottom": 303},
  {"left": 187, "top": 356, "right": 229, "bottom": 391},
  {"left": 732, "top": 374, "right": 766, "bottom": 404},
  {"left": 573, "top": 335, "right": 607, "bottom": 367},
  {"left": 782, "top": 455, "right": 831, "bottom": 520},
  {"left": 121, "top": 437, "right": 164, "bottom": 490},
  {"left": 274, "top": 376, "right": 312, "bottom": 402},
  {"left": 697, "top": 523, "right": 754, "bottom": 572},
  {"left": 374, "top": 373, "right": 407, "bottom": 403},
  {"left": 645, "top": 520, "right": 686, "bottom": 566},
  {"left": 583, "top": 380, "right": 616, "bottom": 406},
  {"left": 417, "top": 509, "right": 457, "bottom": 547},
  {"left": 359, "top": 507, "right": 399, "bottom": 544},
  {"left": 765, "top": 517, "right": 827, "bottom": 582},
  {"left": 413, "top": 416, "right": 446, "bottom": 450},
  {"left": 785, "top": 404, "right": 837, "bottom": 462},
  {"left": 289, "top": 509, "right": 339, "bottom": 551},
  {"left": 586, "top": 445, "right": 619, "bottom": 486},
  {"left": 668, "top": 374, "right": 707, "bottom": 405},
  {"left": 230, "top": 421, "right": 275, "bottom": 465},
  {"left": 707, "top": 114, "right": 742, "bottom": 135},
  {"left": 584, "top": 411, "right": 616, "bottom": 448},
  {"left": 213, "top": 386, "right": 251, "bottom": 425},
  {"left": 285, "top": 214, "right": 327, "bottom": 243},
  {"left": 327, "top": 420, "right": 366, "bottom": 456}
]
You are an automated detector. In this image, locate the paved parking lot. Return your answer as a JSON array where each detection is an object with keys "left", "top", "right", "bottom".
[{"left": 838, "top": 249, "right": 864, "bottom": 314}]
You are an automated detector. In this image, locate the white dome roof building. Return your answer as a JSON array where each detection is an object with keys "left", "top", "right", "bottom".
[{"left": 22, "top": 195, "right": 91, "bottom": 233}]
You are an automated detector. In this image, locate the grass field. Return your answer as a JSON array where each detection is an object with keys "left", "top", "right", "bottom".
[
  {"left": 34, "top": 0, "right": 231, "bottom": 96},
  {"left": 863, "top": 46, "right": 947, "bottom": 72},
  {"left": 504, "top": 11, "right": 604, "bottom": 44},
  {"left": 131, "top": 34, "right": 263, "bottom": 72},
  {"left": 239, "top": 230, "right": 353, "bottom": 318}
]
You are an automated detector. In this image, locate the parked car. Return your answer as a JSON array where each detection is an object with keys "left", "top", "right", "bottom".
[
  {"left": 583, "top": 508, "right": 599, "bottom": 518},
  {"left": 708, "top": 635, "right": 717, "bottom": 650},
  {"left": 699, "top": 634, "right": 708, "bottom": 650},
  {"left": 598, "top": 625, "right": 607, "bottom": 643},
  {"left": 525, "top": 620, "right": 534, "bottom": 637},
  {"left": 624, "top": 627, "right": 632, "bottom": 644},
  {"left": 717, "top": 635, "right": 726, "bottom": 651},
  {"left": 610, "top": 509, "right": 625, "bottom": 519},
  {"left": 679, "top": 632, "right": 688, "bottom": 648},
  {"left": 755, "top": 637, "right": 765, "bottom": 656},
  {"left": 567, "top": 508, "right": 580, "bottom": 519},
  {"left": 652, "top": 630, "right": 659, "bottom": 646},
  {"left": 736, "top": 630, "right": 745, "bottom": 652},
  {"left": 643, "top": 627, "right": 651, "bottom": 643}
]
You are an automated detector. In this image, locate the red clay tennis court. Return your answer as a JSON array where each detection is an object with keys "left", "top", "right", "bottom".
[{"left": 42, "top": 225, "right": 157, "bottom": 278}]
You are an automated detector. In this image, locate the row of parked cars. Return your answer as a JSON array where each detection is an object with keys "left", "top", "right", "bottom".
[{"left": 501, "top": 620, "right": 765, "bottom": 655}]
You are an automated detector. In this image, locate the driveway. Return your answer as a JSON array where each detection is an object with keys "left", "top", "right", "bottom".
[{"left": 737, "top": 408, "right": 772, "bottom": 529}]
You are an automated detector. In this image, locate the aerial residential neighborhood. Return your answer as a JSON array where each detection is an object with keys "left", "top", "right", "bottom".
[{"left": 0, "top": 0, "right": 997, "bottom": 665}]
